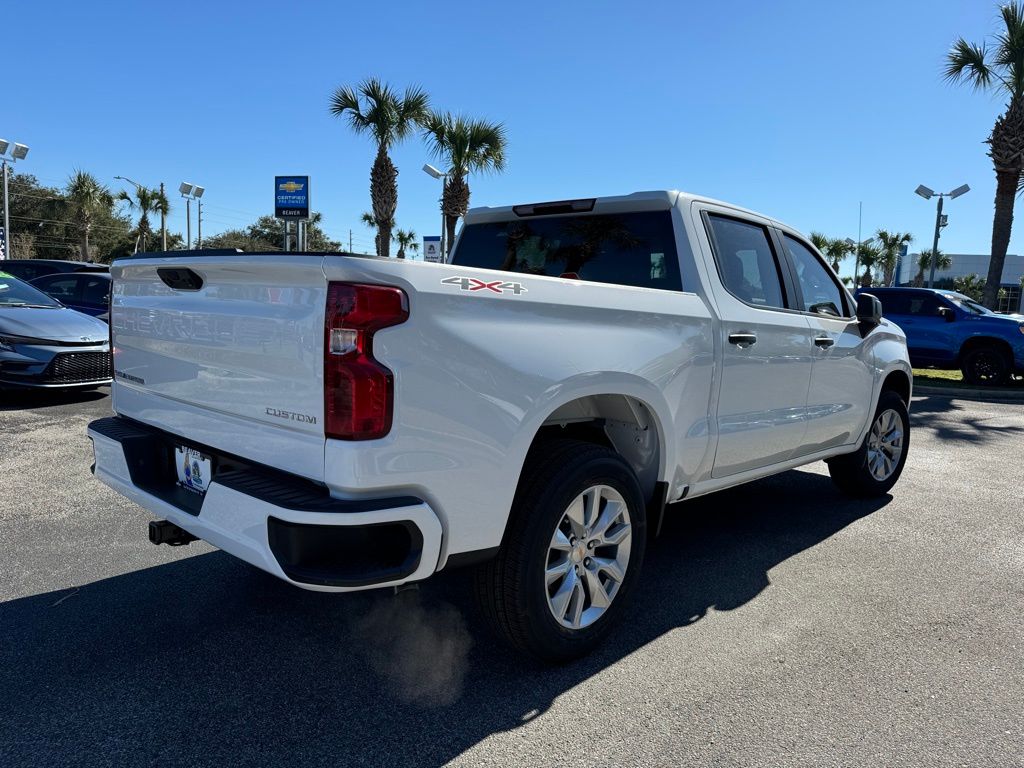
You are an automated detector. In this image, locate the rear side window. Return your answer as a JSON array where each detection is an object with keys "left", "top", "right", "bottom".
[
  {"left": 705, "top": 215, "right": 787, "bottom": 309},
  {"left": 452, "top": 211, "right": 682, "bottom": 291}
]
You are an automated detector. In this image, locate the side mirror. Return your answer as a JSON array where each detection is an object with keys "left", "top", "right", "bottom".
[
  {"left": 856, "top": 293, "right": 882, "bottom": 333},
  {"left": 937, "top": 306, "right": 956, "bottom": 323}
]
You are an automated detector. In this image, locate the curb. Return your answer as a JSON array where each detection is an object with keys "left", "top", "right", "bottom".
[{"left": 913, "top": 383, "right": 1024, "bottom": 402}]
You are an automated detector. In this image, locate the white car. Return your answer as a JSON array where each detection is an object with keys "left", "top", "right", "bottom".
[{"left": 88, "top": 190, "right": 912, "bottom": 661}]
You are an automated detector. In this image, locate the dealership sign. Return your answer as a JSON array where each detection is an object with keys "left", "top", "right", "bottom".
[
  {"left": 423, "top": 235, "right": 442, "bottom": 263},
  {"left": 275, "top": 176, "right": 309, "bottom": 219}
]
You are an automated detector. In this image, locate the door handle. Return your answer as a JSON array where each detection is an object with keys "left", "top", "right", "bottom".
[
  {"left": 813, "top": 336, "right": 835, "bottom": 348},
  {"left": 728, "top": 332, "right": 757, "bottom": 348}
]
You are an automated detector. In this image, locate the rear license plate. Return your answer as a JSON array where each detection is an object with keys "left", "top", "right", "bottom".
[{"left": 175, "top": 446, "right": 212, "bottom": 495}]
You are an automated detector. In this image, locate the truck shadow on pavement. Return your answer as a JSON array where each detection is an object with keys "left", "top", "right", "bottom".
[
  {"left": 0, "top": 386, "right": 108, "bottom": 412},
  {"left": 0, "top": 469, "right": 888, "bottom": 768}
]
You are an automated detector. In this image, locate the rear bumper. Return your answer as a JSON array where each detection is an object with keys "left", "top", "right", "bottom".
[{"left": 87, "top": 416, "right": 443, "bottom": 592}]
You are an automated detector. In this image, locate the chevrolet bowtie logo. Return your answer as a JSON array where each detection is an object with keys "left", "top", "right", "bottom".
[{"left": 279, "top": 181, "right": 304, "bottom": 193}]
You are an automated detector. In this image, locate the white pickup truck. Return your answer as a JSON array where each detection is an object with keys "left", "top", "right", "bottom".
[{"left": 89, "top": 190, "right": 912, "bottom": 661}]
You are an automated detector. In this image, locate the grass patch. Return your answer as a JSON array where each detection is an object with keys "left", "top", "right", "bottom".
[
  {"left": 913, "top": 367, "right": 1023, "bottom": 390},
  {"left": 913, "top": 368, "right": 963, "bottom": 383}
]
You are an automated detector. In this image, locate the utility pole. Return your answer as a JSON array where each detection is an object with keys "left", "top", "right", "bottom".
[
  {"left": 160, "top": 182, "right": 167, "bottom": 251},
  {"left": 197, "top": 199, "right": 203, "bottom": 248},
  {"left": 349, "top": 229, "right": 353, "bottom": 253},
  {"left": 2, "top": 160, "right": 9, "bottom": 258},
  {"left": 185, "top": 198, "right": 192, "bottom": 249}
]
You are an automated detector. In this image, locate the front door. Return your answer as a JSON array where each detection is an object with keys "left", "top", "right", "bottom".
[{"left": 779, "top": 233, "right": 874, "bottom": 452}]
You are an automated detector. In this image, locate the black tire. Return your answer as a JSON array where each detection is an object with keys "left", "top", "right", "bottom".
[
  {"left": 828, "top": 390, "right": 909, "bottom": 497},
  {"left": 961, "top": 346, "right": 1010, "bottom": 386},
  {"left": 474, "top": 439, "right": 647, "bottom": 663}
]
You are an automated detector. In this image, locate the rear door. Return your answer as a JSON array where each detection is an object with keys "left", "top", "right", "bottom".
[{"left": 697, "top": 208, "right": 813, "bottom": 477}]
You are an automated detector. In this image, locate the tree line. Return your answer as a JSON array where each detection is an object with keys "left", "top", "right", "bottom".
[{"left": 2, "top": 171, "right": 183, "bottom": 262}]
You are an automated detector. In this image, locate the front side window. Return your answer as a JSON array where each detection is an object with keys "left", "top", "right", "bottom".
[
  {"left": 452, "top": 211, "right": 682, "bottom": 291},
  {"left": 34, "top": 275, "right": 79, "bottom": 300},
  {"left": 706, "top": 215, "right": 786, "bottom": 309},
  {"left": 908, "top": 295, "right": 942, "bottom": 317},
  {"left": 782, "top": 235, "right": 847, "bottom": 316}
]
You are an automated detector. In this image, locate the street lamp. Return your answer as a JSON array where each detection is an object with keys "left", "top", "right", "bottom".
[
  {"left": 116, "top": 175, "right": 169, "bottom": 252},
  {"left": 422, "top": 163, "right": 448, "bottom": 259},
  {"left": 915, "top": 183, "right": 969, "bottom": 287},
  {"left": 0, "top": 139, "right": 29, "bottom": 259},
  {"left": 180, "top": 182, "right": 205, "bottom": 249},
  {"left": 845, "top": 237, "right": 859, "bottom": 286}
]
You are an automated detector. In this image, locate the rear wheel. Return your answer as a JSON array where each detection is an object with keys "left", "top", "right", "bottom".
[
  {"left": 961, "top": 346, "right": 1010, "bottom": 386},
  {"left": 828, "top": 390, "right": 909, "bottom": 497},
  {"left": 475, "top": 439, "right": 646, "bottom": 662}
]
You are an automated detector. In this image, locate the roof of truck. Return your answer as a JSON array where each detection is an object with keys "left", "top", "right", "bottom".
[{"left": 465, "top": 190, "right": 787, "bottom": 228}]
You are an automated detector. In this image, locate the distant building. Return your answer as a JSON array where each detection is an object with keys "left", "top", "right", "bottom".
[{"left": 896, "top": 253, "right": 1024, "bottom": 313}]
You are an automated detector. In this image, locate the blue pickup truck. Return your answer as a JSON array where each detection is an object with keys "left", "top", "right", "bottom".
[{"left": 862, "top": 287, "right": 1024, "bottom": 385}]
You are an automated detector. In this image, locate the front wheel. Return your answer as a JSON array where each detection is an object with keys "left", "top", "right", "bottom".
[
  {"left": 474, "top": 439, "right": 647, "bottom": 662},
  {"left": 828, "top": 390, "right": 909, "bottom": 497}
]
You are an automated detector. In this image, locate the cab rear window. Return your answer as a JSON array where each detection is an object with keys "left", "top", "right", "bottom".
[{"left": 453, "top": 211, "right": 682, "bottom": 291}]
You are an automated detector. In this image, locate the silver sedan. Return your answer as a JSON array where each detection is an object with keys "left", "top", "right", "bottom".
[{"left": 0, "top": 270, "right": 111, "bottom": 389}]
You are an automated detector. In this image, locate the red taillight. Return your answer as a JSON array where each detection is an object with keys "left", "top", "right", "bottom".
[{"left": 324, "top": 282, "right": 409, "bottom": 440}]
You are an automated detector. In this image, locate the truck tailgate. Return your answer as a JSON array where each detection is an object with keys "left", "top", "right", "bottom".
[{"left": 110, "top": 255, "right": 328, "bottom": 481}]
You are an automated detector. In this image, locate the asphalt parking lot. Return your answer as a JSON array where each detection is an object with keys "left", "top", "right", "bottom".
[{"left": 1, "top": 389, "right": 1022, "bottom": 767}]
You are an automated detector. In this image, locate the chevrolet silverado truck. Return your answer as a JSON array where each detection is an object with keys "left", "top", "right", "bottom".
[{"left": 88, "top": 191, "right": 912, "bottom": 661}]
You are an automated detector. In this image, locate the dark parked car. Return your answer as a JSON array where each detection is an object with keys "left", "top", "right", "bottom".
[
  {"left": 31, "top": 272, "right": 111, "bottom": 319},
  {"left": 862, "top": 287, "right": 1024, "bottom": 385},
  {"left": 0, "top": 259, "right": 108, "bottom": 282}
]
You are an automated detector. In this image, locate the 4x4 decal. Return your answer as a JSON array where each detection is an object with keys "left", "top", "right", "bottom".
[{"left": 440, "top": 276, "right": 528, "bottom": 295}]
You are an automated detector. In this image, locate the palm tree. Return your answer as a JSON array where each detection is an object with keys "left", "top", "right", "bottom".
[
  {"left": 329, "top": 79, "right": 429, "bottom": 259},
  {"left": 856, "top": 240, "right": 882, "bottom": 287},
  {"left": 65, "top": 170, "right": 113, "bottom": 262},
  {"left": 809, "top": 232, "right": 854, "bottom": 273},
  {"left": 945, "top": 3, "right": 1024, "bottom": 308},
  {"left": 422, "top": 112, "right": 507, "bottom": 255},
  {"left": 913, "top": 249, "right": 953, "bottom": 286},
  {"left": 117, "top": 185, "right": 169, "bottom": 253},
  {"left": 392, "top": 228, "right": 419, "bottom": 260},
  {"left": 874, "top": 230, "right": 914, "bottom": 287}
]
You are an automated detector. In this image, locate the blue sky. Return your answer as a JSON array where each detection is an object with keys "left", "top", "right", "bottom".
[{"left": 5, "top": 0, "right": 1011, "bottom": 271}]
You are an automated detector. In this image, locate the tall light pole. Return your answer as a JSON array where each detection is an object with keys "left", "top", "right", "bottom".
[
  {"left": 422, "top": 163, "right": 448, "bottom": 259},
  {"left": 180, "top": 182, "right": 204, "bottom": 249},
  {"left": 115, "top": 175, "right": 168, "bottom": 251},
  {"left": 915, "top": 183, "right": 969, "bottom": 288},
  {"left": 1, "top": 139, "right": 30, "bottom": 259}
]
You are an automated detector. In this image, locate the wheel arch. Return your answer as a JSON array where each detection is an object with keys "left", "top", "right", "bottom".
[
  {"left": 499, "top": 377, "right": 675, "bottom": 545},
  {"left": 881, "top": 368, "right": 912, "bottom": 405},
  {"left": 958, "top": 335, "right": 1014, "bottom": 364}
]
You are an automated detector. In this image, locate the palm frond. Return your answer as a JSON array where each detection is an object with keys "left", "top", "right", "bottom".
[{"left": 944, "top": 37, "right": 993, "bottom": 89}]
